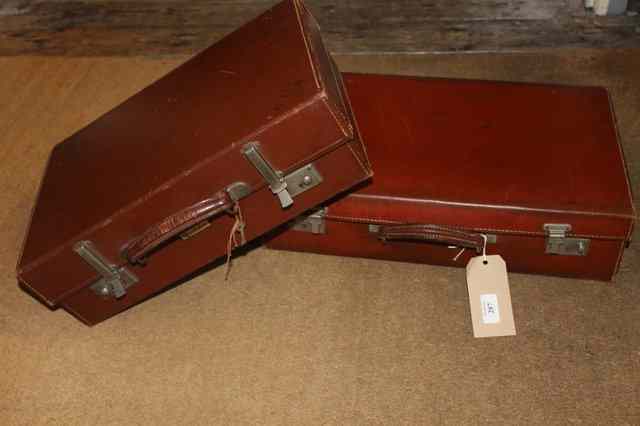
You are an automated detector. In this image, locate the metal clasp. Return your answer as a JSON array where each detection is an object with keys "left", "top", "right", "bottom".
[
  {"left": 291, "top": 208, "right": 327, "bottom": 234},
  {"left": 73, "top": 241, "right": 139, "bottom": 299},
  {"left": 543, "top": 224, "right": 590, "bottom": 256},
  {"left": 242, "top": 142, "right": 293, "bottom": 208},
  {"left": 242, "top": 142, "right": 323, "bottom": 209}
]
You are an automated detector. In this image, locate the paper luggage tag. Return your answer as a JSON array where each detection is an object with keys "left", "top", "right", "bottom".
[{"left": 466, "top": 254, "right": 516, "bottom": 338}]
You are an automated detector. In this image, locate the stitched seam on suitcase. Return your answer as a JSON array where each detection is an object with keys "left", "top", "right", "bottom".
[
  {"left": 16, "top": 149, "right": 64, "bottom": 305},
  {"left": 294, "top": 0, "right": 320, "bottom": 91},
  {"left": 321, "top": 97, "right": 349, "bottom": 137},
  {"left": 612, "top": 218, "right": 634, "bottom": 278},
  {"left": 346, "top": 194, "right": 637, "bottom": 220},
  {"left": 338, "top": 72, "right": 372, "bottom": 171},
  {"left": 16, "top": 148, "right": 56, "bottom": 279},
  {"left": 323, "top": 60, "right": 350, "bottom": 131},
  {"left": 317, "top": 70, "right": 349, "bottom": 131},
  {"left": 324, "top": 214, "right": 625, "bottom": 240},
  {"left": 612, "top": 240, "right": 625, "bottom": 280},
  {"left": 608, "top": 89, "right": 635, "bottom": 278},
  {"left": 607, "top": 90, "right": 636, "bottom": 219},
  {"left": 297, "top": 1, "right": 349, "bottom": 130},
  {"left": 346, "top": 141, "right": 370, "bottom": 176}
]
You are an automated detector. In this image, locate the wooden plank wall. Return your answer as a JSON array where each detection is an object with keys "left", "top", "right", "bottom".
[{"left": 0, "top": 0, "right": 639, "bottom": 56}]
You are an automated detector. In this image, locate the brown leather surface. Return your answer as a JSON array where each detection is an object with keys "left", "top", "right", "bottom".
[
  {"left": 377, "top": 224, "right": 485, "bottom": 252},
  {"left": 16, "top": 0, "right": 372, "bottom": 321},
  {"left": 336, "top": 73, "right": 634, "bottom": 220},
  {"left": 19, "top": 98, "right": 364, "bottom": 306},
  {"left": 268, "top": 72, "right": 635, "bottom": 281},
  {"left": 122, "top": 191, "right": 233, "bottom": 265},
  {"left": 18, "top": 0, "right": 352, "bottom": 269}
]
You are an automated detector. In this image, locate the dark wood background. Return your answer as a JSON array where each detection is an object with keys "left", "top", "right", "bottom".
[{"left": 1, "top": 0, "right": 639, "bottom": 56}]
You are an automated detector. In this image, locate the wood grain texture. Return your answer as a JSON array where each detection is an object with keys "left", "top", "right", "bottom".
[{"left": 0, "top": 0, "right": 639, "bottom": 56}]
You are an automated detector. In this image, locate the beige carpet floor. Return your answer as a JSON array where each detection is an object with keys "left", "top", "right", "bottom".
[{"left": 1, "top": 50, "right": 639, "bottom": 425}]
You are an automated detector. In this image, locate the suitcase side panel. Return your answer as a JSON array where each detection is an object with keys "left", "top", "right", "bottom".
[
  {"left": 18, "top": 97, "right": 357, "bottom": 305},
  {"left": 267, "top": 218, "right": 628, "bottom": 282},
  {"left": 60, "top": 140, "right": 371, "bottom": 325},
  {"left": 268, "top": 71, "right": 635, "bottom": 282},
  {"left": 18, "top": 0, "right": 327, "bottom": 269}
]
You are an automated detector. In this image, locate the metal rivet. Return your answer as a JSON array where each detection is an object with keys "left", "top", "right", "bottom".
[
  {"left": 99, "top": 286, "right": 110, "bottom": 296},
  {"left": 302, "top": 175, "right": 313, "bottom": 186}
]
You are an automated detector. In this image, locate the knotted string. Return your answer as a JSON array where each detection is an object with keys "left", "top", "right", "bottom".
[{"left": 224, "top": 201, "right": 246, "bottom": 280}]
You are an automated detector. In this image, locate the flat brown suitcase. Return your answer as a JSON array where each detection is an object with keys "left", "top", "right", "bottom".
[
  {"left": 16, "top": 0, "right": 371, "bottom": 325},
  {"left": 268, "top": 73, "right": 635, "bottom": 281}
]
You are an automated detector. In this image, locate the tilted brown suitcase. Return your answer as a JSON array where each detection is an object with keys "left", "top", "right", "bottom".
[
  {"left": 16, "top": 0, "right": 371, "bottom": 325},
  {"left": 268, "top": 73, "right": 635, "bottom": 281}
]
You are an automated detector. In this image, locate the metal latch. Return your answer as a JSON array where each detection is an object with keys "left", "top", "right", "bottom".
[
  {"left": 242, "top": 142, "right": 322, "bottom": 208},
  {"left": 543, "top": 224, "right": 590, "bottom": 256},
  {"left": 73, "top": 240, "right": 139, "bottom": 298},
  {"left": 291, "top": 208, "right": 327, "bottom": 234}
]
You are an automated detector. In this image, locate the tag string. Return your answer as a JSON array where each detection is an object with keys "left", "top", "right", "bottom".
[
  {"left": 452, "top": 234, "right": 488, "bottom": 263},
  {"left": 453, "top": 247, "right": 465, "bottom": 261},
  {"left": 224, "top": 201, "right": 246, "bottom": 280},
  {"left": 481, "top": 234, "right": 488, "bottom": 263}
]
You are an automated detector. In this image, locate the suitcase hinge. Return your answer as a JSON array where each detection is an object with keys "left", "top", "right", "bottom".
[
  {"left": 242, "top": 142, "right": 323, "bottom": 209},
  {"left": 543, "top": 224, "right": 590, "bottom": 256},
  {"left": 73, "top": 241, "right": 139, "bottom": 299},
  {"left": 291, "top": 208, "right": 327, "bottom": 234}
]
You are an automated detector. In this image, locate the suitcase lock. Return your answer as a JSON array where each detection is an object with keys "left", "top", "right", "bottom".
[
  {"left": 291, "top": 208, "right": 327, "bottom": 234},
  {"left": 74, "top": 240, "right": 139, "bottom": 299},
  {"left": 242, "top": 142, "right": 323, "bottom": 209},
  {"left": 544, "top": 224, "right": 590, "bottom": 256}
]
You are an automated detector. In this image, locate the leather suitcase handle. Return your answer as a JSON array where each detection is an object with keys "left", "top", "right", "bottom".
[
  {"left": 122, "top": 191, "right": 234, "bottom": 264},
  {"left": 376, "top": 224, "right": 484, "bottom": 252}
]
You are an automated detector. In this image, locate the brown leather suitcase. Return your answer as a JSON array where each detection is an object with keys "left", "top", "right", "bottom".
[
  {"left": 16, "top": 0, "right": 371, "bottom": 325},
  {"left": 268, "top": 73, "right": 635, "bottom": 281}
]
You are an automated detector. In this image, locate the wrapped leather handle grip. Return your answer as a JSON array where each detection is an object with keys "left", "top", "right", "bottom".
[
  {"left": 376, "top": 224, "right": 484, "bottom": 252},
  {"left": 122, "top": 191, "right": 233, "bottom": 264}
]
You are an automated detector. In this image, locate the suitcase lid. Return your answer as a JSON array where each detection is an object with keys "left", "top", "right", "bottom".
[
  {"left": 327, "top": 73, "right": 635, "bottom": 240},
  {"left": 17, "top": 0, "right": 356, "bottom": 303}
]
